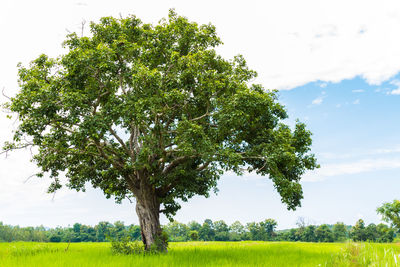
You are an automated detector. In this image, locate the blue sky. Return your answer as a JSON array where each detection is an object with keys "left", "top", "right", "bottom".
[{"left": 1, "top": 0, "right": 400, "bottom": 229}]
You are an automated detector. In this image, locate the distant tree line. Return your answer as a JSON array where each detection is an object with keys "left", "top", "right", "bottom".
[
  {"left": 0, "top": 218, "right": 395, "bottom": 243},
  {"left": 0, "top": 221, "right": 141, "bottom": 243}
]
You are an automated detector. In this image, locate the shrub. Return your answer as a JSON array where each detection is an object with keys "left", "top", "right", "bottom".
[{"left": 110, "top": 238, "right": 145, "bottom": 255}]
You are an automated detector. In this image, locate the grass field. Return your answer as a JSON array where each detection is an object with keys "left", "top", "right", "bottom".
[{"left": 0, "top": 241, "right": 399, "bottom": 267}]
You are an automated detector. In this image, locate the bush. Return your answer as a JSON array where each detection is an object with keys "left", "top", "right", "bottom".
[
  {"left": 49, "top": 236, "right": 61, "bottom": 243},
  {"left": 188, "top": 231, "right": 199, "bottom": 241},
  {"left": 110, "top": 231, "right": 168, "bottom": 255},
  {"left": 151, "top": 231, "right": 169, "bottom": 253},
  {"left": 110, "top": 238, "right": 145, "bottom": 255}
]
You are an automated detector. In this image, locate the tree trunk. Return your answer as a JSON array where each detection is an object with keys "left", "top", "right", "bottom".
[{"left": 135, "top": 186, "right": 166, "bottom": 251}]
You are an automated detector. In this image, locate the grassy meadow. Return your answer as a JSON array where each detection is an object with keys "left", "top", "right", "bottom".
[{"left": 0, "top": 241, "right": 399, "bottom": 267}]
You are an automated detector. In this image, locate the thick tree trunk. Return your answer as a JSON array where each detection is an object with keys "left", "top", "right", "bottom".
[{"left": 135, "top": 185, "right": 166, "bottom": 251}]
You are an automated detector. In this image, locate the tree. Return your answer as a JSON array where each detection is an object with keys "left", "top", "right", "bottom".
[
  {"left": 164, "top": 221, "right": 189, "bottom": 242},
  {"left": 187, "top": 221, "right": 201, "bottom": 232},
  {"left": 188, "top": 230, "right": 199, "bottom": 241},
  {"left": 95, "top": 221, "right": 113, "bottom": 242},
  {"left": 332, "top": 222, "right": 347, "bottom": 242},
  {"left": 364, "top": 223, "right": 378, "bottom": 242},
  {"left": 214, "top": 220, "right": 229, "bottom": 241},
  {"left": 3, "top": 10, "right": 318, "bottom": 251},
  {"left": 199, "top": 219, "right": 215, "bottom": 241},
  {"left": 229, "top": 221, "right": 245, "bottom": 241},
  {"left": 376, "top": 223, "right": 394, "bottom": 243},
  {"left": 259, "top": 219, "right": 278, "bottom": 240},
  {"left": 350, "top": 219, "right": 366, "bottom": 242},
  {"left": 315, "top": 224, "right": 333, "bottom": 242},
  {"left": 377, "top": 200, "right": 400, "bottom": 232},
  {"left": 301, "top": 225, "right": 317, "bottom": 242}
]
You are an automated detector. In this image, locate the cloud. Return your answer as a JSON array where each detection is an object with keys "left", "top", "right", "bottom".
[
  {"left": 388, "top": 80, "right": 400, "bottom": 94},
  {"left": 319, "top": 145, "right": 400, "bottom": 160},
  {"left": 303, "top": 158, "right": 400, "bottom": 182},
  {"left": 310, "top": 91, "right": 326, "bottom": 105},
  {"left": 233, "top": 0, "right": 400, "bottom": 90},
  {"left": 2, "top": 0, "right": 400, "bottom": 93},
  {"left": 390, "top": 89, "right": 400, "bottom": 95},
  {"left": 320, "top": 83, "right": 328, "bottom": 88},
  {"left": 352, "top": 89, "right": 365, "bottom": 93},
  {"left": 312, "top": 96, "right": 324, "bottom": 105},
  {"left": 304, "top": 146, "right": 400, "bottom": 181},
  {"left": 353, "top": 99, "right": 360, "bottom": 104}
]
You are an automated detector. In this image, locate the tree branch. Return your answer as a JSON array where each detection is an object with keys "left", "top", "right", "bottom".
[
  {"left": 162, "top": 155, "right": 196, "bottom": 175},
  {"left": 196, "top": 161, "right": 211, "bottom": 171},
  {"left": 108, "top": 126, "right": 130, "bottom": 155}
]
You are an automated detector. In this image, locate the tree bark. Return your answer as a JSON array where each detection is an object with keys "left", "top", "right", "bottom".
[{"left": 135, "top": 184, "right": 165, "bottom": 251}]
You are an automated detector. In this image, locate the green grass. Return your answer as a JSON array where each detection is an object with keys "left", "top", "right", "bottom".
[{"left": 0, "top": 241, "right": 398, "bottom": 267}]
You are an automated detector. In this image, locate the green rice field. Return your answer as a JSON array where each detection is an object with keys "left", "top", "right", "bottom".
[{"left": 0, "top": 241, "right": 399, "bottom": 267}]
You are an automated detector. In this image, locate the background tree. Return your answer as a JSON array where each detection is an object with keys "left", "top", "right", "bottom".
[
  {"left": 187, "top": 221, "right": 201, "bottom": 232},
  {"left": 315, "top": 224, "right": 333, "bottom": 242},
  {"left": 188, "top": 230, "right": 199, "bottom": 241},
  {"left": 260, "top": 219, "right": 278, "bottom": 241},
  {"left": 199, "top": 219, "right": 215, "bottom": 241},
  {"left": 3, "top": 10, "right": 317, "bottom": 250},
  {"left": 332, "top": 222, "right": 348, "bottom": 242},
  {"left": 301, "top": 225, "right": 317, "bottom": 242},
  {"left": 376, "top": 223, "right": 394, "bottom": 243},
  {"left": 229, "top": 221, "right": 245, "bottom": 241},
  {"left": 364, "top": 223, "right": 378, "bottom": 242},
  {"left": 164, "top": 221, "right": 189, "bottom": 242},
  {"left": 95, "top": 221, "right": 113, "bottom": 242},
  {"left": 377, "top": 200, "right": 400, "bottom": 232},
  {"left": 214, "top": 220, "right": 230, "bottom": 241},
  {"left": 350, "top": 219, "right": 366, "bottom": 242}
]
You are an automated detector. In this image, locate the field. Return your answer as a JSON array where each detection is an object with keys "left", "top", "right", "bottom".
[{"left": 0, "top": 241, "right": 399, "bottom": 267}]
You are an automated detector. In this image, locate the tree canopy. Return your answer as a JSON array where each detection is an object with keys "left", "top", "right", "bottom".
[
  {"left": 3, "top": 10, "right": 318, "bottom": 250},
  {"left": 377, "top": 200, "right": 400, "bottom": 231}
]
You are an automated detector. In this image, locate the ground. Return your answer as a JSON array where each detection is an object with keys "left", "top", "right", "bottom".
[{"left": 0, "top": 241, "right": 399, "bottom": 266}]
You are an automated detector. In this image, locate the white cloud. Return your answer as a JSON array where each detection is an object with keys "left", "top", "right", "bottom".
[
  {"left": 319, "top": 145, "right": 400, "bottom": 160},
  {"left": 312, "top": 96, "right": 324, "bottom": 105},
  {"left": 305, "top": 146, "right": 400, "bottom": 181},
  {"left": 320, "top": 83, "right": 328, "bottom": 88},
  {"left": 353, "top": 99, "right": 360, "bottom": 104},
  {"left": 390, "top": 89, "right": 400, "bottom": 95},
  {"left": 388, "top": 79, "right": 400, "bottom": 94},
  {"left": 352, "top": 89, "right": 365, "bottom": 93},
  {"left": 303, "top": 158, "right": 400, "bottom": 182},
  {"left": 1, "top": 0, "right": 400, "bottom": 92}
]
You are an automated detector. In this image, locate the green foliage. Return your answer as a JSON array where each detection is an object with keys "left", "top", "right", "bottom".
[
  {"left": 199, "top": 219, "right": 215, "bottom": 241},
  {"left": 332, "top": 222, "right": 347, "bottom": 242},
  {"left": 151, "top": 230, "right": 169, "bottom": 253},
  {"left": 349, "top": 219, "right": 395, "bottom": 243},
  {"left": 110, "top": 238, "right": 145, "bottom": 255},
  {"left": 49, "top": 236, "right": 61, "bottom": 243},
  {"left": 4, "top": 10, "right": 318, "bottom": 223},
  {"left": 350, "top": 219, "right": 366, "bottom": 241},
  {"left": 164, "top": 221, "right": 189, "bottom": 242},
  {"left": 315, "top": 224, "right": 334, "bottom": 242},
  {"left": 246, "top": 219, "right": 277, "bottom": 241},
  {"left": 0, "top": 218, "right": 394, "bottom": 244},
  {"left": 377, "top": 199, "right": 400, "bottom": 231},
  {"left": 188, "top": 230, "right": 199, "bottom": 241}
]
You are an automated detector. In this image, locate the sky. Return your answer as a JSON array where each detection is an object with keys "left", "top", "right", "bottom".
[{"left": 0, "top": 0, "right": 400, "bottom": 230}]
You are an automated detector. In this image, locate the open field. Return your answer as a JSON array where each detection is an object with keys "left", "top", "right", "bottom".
[{"left": 0, "top": 241, "right": 399, "bottom": 267}]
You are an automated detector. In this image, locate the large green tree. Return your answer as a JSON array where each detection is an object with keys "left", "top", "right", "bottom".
[{"left": 3, "top": 11, "right": 317, "bottom": 250}]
